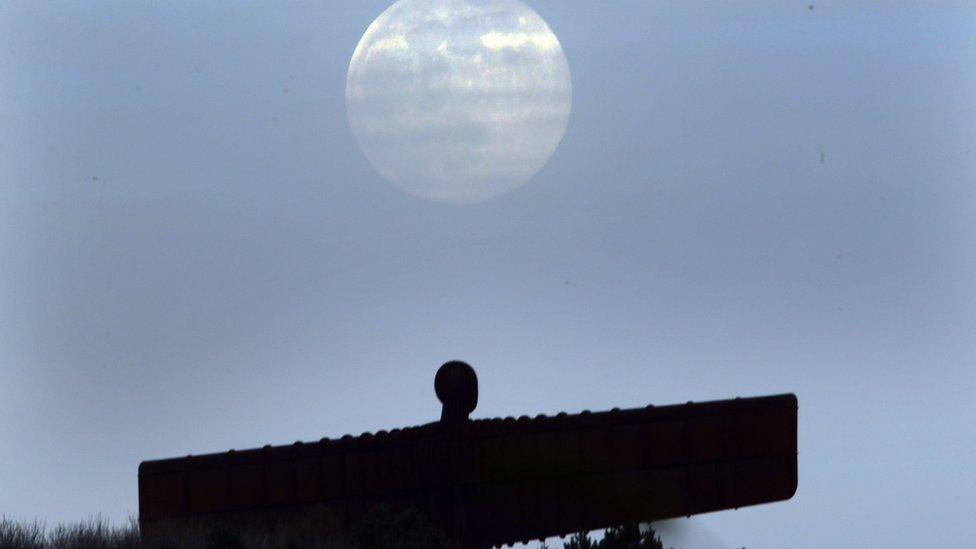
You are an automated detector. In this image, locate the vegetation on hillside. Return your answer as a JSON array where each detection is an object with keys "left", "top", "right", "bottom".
[
  {"left": 0, "top": 517, "right": 138, "bottom": 549},
  {"left": 0, "top": 511, "right": 673, "bottom": 549}
]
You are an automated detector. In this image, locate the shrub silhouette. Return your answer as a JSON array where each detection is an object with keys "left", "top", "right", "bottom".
[{"left": 556, "top": 524, "right": 667, "bottom": 549}]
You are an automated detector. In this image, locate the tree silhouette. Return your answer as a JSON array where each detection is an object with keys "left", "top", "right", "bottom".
[{"left": 549, "top": 524, "right": 667, "bottom": 549}]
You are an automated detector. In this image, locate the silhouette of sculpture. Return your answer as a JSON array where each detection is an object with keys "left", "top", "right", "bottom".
[
  {"left": 435, "top": 360, "right": 478, "bottom": 424},
  {"left": 139, "top": 361, "right": 798, "bottom": 548}
]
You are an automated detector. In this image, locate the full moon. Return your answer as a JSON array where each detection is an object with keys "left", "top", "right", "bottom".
[{"left": 346, "top": 0, "right": 572, "bottom": 204}]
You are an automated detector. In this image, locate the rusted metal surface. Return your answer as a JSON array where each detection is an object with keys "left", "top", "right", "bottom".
[{"left": 139, "top": 362, "right": 797, "bottom": 547}]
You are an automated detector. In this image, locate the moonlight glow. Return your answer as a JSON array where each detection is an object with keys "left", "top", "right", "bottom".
[{"left": 346, "top": 0, "right": 572, "bottom": 204}]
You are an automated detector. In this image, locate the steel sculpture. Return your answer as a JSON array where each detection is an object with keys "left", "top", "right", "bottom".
[{"left": 139, "top": 361, "right": 797, "bottom": 547}]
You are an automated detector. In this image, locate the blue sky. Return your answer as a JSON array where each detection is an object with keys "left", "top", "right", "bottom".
[{"left": 1, "top": 1, "right": 974, "bottom": 547}]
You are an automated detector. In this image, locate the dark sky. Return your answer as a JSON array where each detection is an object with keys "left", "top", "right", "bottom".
[{"left": 1, "top": 1, "right": 974, "bottom": 547}]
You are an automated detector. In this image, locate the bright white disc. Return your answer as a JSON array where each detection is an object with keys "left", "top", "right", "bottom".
[{"left": 346, "top": 0, "right": 572, "bottom": 204}]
